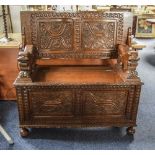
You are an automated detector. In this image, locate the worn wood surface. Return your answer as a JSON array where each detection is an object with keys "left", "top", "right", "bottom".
[{"left": 14, "top": 11, "right": 143, "bottom": 136}]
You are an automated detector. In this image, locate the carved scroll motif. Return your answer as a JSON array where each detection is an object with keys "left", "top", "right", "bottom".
[
  {"left": 39, "top": 21, "right": 73, "bottom": 50},
  {"left": 84, "top": 91, "right": 127, "bottom": 115},
  {"left": 30, "top": 91, "right": 73, "bottom": 116},
  {"left": 82, "top": 21, "right": 116, "bottom": 50},
  {"left": 30, "top": 12, "right": 124, "bottom": 58}
]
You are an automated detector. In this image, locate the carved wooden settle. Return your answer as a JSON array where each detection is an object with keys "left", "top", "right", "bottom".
[{"left": 14, "top": 11, "right": 143, "bottom": 137}]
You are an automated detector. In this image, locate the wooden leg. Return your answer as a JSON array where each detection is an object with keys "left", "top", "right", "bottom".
[
  {"left": 20, "top": 128, "right": 29, "bottom": 137},
  {"left": 126, "top": 126, "right": 135, "bottom": 135}
]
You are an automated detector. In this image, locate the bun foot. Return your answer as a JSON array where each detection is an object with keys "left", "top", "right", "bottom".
[
  {"left": 126, "top": 127, "right": 135, "bottom": 135},
  {"left": 20, "top": 128, "right": 29, "bottom": 137}
]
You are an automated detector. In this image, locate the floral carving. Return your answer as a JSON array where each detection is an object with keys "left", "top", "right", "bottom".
[
  {"left": 30, "top": 11, "right": 124, "bottom": 58},
  {"left": 30, "top": 90, "right": 73, "bottom": 116},
  {"left": 84, "top": 91, "right": 128, "bottom": 115},
  {"left": 82, "top": 21, "right": 116, "bottom": 50},
  {"left": 39, "top": 21, "right": 73, "bottom": 50}
]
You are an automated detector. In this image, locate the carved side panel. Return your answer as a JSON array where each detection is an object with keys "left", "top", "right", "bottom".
[
  {"left": 83, "top": 90, "right": 128, "bottom": 116},
  {"left": 38, "top": 20, "right": 73, "bottom": 50},
  {"left": 82, "top": 20, "right": 116, "bottom": 51},
  {"left": 29, "top": 90, "right": 73, "bottom": 116}
]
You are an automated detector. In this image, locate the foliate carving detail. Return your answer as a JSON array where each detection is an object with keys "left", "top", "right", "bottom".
[
  {"left": 84, "top": 91, "right": 128, "bottom": 115},
  {"left": 127, "top": 49, "right": 140, "bottom": 80},
  {"left": 39, "top": 21, "right": 73, "bottom": 50},
  {"left": 31, "top": 12, "right": 124, "bottom": 58},
  {"left": 30, "top": 91, "right": 73, "bottom": 116},
  {"left": 17, "top": 45, "right": 37, "bottom": 82},
  {"left": 82, "top": 21, "right": 116, "bottom": 50},
  {"left": 30, "top": 11, "right": 123, "bottom": 20}
]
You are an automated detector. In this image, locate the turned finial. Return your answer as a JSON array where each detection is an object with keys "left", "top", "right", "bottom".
[
  {"left": 127, "top": 27, "right": 132, "bottom": 47},
  {"left": 21, "top": 27, "right": 26, "bottom": 50},
  {"left": 2, "top": 5, "right": 8, "bottom": 38}
]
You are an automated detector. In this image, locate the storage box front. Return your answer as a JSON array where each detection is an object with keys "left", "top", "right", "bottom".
[{"left": 16, "top": 85, "right": 139, "bottom": 128}]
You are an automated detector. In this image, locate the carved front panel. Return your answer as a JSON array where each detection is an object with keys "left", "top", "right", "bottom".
[
  {"left": 82, "top": 20, "right": 116, "bottom": 51},
  {"left": 15, "top": 84, "right": 141, "bottom": 127},
  {"left": 38, "top": 20, "right": 73, "bottom": 50},
  {"left": 29, "top": 90, "right": 73, "bottom": 116},
  {"left": 83, "top": 90, "right": 128, "bottom": 116}
]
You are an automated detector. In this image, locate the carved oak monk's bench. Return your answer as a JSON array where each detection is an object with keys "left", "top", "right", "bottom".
[{"left": 14, "top": 11, "right": 143, "bottom": 137}]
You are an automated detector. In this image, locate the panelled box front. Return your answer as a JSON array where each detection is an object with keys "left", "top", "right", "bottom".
[{"left": 16, "top": 85, "right": 140, "bottom": 127}]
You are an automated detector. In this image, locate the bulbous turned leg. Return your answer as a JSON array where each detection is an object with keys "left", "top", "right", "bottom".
[
  {"left": 126, "top": 126, "right": 135, "bottom": 135},
  {"left": 20, "top": 128, "right": 29, "bottom": 137}
]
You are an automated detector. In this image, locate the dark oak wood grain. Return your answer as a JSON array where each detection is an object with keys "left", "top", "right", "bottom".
[{"left": 14, "top": 11, "right": 143, "bottom": 137}]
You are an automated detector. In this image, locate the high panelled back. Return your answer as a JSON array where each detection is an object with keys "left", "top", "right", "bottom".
[{"left": 20, "top": 11, "right": 133, "bottom": 60}]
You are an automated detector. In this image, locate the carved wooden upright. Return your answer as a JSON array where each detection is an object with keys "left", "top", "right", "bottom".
[{"left": 14, "top": 11, "right": 143, "bottom": 137}]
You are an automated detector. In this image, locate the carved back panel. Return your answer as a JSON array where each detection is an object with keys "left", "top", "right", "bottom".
[
  {"left": 21, "top": 11, "right": 133, "bottom": 59},
  {"left": 38, "top": 19, "right": 74, "bottom": 51}
]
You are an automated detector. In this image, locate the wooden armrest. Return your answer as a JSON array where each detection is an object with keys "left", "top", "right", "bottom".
[
  {"left": 18, "top": 45, "right": 34, "bottom": 58},
  {"left": 117, "top": 44, "right": 140, "bottom": 81},
  {"left": 117, "top": 44, "right": 129, "bottom": 70}
]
